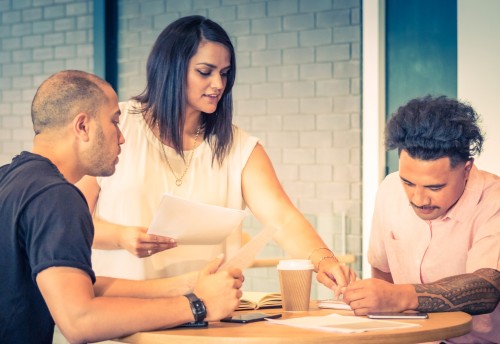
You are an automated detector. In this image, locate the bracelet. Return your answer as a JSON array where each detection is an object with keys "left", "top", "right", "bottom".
[
  {"left": 307, "top": 247, "right": 333, "bottom": 261},
  {"left": 316, "top": 255, "right": 339, "bottom": 270}
]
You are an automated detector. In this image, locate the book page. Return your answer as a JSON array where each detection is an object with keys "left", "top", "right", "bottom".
[{"left": 238, "top": 291, "right": 281, "bottom": 310}]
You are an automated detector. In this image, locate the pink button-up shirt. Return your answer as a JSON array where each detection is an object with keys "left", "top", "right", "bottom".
[{"left": 368, "top": 165, "right": 499, "bottom": 343}]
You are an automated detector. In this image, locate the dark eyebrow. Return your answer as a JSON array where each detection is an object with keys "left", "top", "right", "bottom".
[
  {"left": 195, "top": 62, "right": 231, "bottom": 70},
  {"left": 400, "top": 176, "right": 446, "bottom": 188}
]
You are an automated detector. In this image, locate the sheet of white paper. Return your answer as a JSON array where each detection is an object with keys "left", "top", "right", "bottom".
[
  {"left": 219, "top": 226, "right": 276, "bottom": 271},
  {"left": 317, "top": 299, "right": 352, "bottom": 311},
  {"left": 147, "top": 193, "right": 246, "bottom": 245},
  {"left": 266, "top": 313, "right": 420, "bottom": 334}
]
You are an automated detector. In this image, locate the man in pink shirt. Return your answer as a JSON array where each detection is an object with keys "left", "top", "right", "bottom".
[{"left": 343, "top": 96, "right": 499, "bottom": 343}]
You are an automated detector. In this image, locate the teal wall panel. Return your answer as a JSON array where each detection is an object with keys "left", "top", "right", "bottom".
[{"left": 386, "top": 0, "right": 457, "bottom": 173}]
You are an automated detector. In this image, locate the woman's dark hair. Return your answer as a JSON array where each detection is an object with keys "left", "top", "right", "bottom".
[
  {"left": 133, "top": 15, "right": 235, "bottom": 164},
  {"left": 385, "top": 95, "right": 484, "bottom": 167}
]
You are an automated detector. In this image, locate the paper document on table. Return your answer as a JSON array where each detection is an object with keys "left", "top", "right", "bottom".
[
  {"left": 266, "top": 313, "right": 420, "bottom": 333},
  {"left": 219, "top": 226, "right": 277, "bottom": 271},
  {"left": 148, "top": 193, "right": 247, "bottom": 245}
]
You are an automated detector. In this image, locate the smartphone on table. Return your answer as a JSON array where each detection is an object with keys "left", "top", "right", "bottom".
[
  {"left": 367, "top": 312, "right": 428, "bottom": 319},
  {"left": 220, "top": 312, "right": 282, "bottom": 323},
  {"left": 176, "top": 320, "right": 209, "bottom": 328}
]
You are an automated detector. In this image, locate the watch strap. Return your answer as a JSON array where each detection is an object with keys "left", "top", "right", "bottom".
[{"left": 184, "top": 293, "right": 207, "bottom": 322}]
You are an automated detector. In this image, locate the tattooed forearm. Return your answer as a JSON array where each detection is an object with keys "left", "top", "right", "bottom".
[{"left": 413, "top": 268, "right": 500, "bottom": 315}]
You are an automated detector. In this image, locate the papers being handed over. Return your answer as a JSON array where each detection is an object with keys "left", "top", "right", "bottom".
[
  {"left": 219, "top": 226, "right": 277, "bottom": 271},
  {"left": 266, "top": 313, "right": 421, "bottom": 334},
  {"left": 148, "top": 193, "right": 246, "bottom": 245}
]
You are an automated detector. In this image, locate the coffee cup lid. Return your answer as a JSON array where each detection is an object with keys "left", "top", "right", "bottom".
[{"left": 276, "top": 259, "right": 314, "bottom": 270}]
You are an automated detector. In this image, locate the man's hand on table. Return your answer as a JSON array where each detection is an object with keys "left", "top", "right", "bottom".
[{"left": 342, "top": 278, "right": 417, "bottom": 315}]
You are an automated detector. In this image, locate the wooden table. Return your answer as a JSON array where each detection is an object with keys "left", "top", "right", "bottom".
[{"left": 116, "top": 306, "right": 472, "bottom": 344}]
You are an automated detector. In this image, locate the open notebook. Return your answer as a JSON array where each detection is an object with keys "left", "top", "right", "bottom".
[{"left": 237, "top": 291, "right": 282, "bottom": 310}]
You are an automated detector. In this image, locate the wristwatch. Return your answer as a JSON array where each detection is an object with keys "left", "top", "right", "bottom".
[{"left": 184, "top": 293, "right": 207, "bottom": 322}]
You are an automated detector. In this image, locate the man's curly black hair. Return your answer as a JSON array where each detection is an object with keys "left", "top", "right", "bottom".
[{"left": 385, "top": 95, "right": 484, "bottom": 167}]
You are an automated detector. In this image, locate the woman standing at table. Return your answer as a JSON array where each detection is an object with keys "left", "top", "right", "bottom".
[{"left": 77, "top": 15, "right": 355, "bottom": 291}]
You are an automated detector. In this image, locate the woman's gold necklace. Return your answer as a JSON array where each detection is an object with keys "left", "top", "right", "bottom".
[{"left": 160, "top": 126, "right": 201, "bottom": 186}]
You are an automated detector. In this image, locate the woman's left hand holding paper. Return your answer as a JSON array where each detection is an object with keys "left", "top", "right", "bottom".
[{"left": 119, "top": 226, "right": 177, "bottom": 258}]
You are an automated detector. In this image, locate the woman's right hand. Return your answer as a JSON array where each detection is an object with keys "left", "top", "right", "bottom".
[{"left": 119, "top": 226, "right": 177, "bottom": 258}]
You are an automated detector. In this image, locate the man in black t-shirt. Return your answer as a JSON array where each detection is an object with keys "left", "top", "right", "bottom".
[{"left": 0, "top": 70, "right": 244, "bottom": 344}]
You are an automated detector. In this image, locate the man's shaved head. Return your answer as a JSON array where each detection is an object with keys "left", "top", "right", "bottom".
[{"left": 31, "top": 70, "right": 111, "bottom": 134}]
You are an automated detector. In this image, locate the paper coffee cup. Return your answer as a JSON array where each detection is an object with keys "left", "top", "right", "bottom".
[{"left": 277, "top": 259, "right": 314, "bottom": 312}]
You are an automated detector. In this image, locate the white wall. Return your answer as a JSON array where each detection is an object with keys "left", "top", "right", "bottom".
[
  {"left": 361, "top": 0, "right": 385, "bottom": 278},
  {"left": 458, "top": 0, "right": 500, "bottom": 175},
  {"left": 0, "top": 0, "right": 94, "bottom": 165}
]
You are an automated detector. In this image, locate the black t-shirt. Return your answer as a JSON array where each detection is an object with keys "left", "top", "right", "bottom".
[{"left": 0, "top": 152, "right": 95, "bottom": 344}]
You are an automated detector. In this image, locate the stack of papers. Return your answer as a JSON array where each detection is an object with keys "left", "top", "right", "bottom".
[
  {"left": 266, "top": 313, "right": 420, "bottom": 333},
  {"left": 147, "top": 193, "right": 246, "bottom": 245},
  {"left": 317, "top": 299, "right": 352, "bottom": 311}
]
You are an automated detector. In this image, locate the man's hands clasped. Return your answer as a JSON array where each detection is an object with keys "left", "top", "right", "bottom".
[{"left": 194, "top": 255, "right": 244, "bottom": 321}]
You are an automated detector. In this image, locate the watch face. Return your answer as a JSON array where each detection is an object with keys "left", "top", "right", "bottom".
[{"left": 193, "top": 299, "right": 206, "bottom": 314}]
